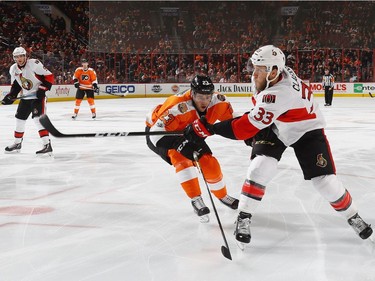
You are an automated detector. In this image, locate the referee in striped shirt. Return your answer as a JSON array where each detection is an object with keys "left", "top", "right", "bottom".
[{"left": 322, "top": 69, "right": 334, "bottom": 106}]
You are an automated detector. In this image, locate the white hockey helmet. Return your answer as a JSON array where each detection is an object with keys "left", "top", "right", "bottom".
[
  {"left": 13, "top": 47, "right": 27, "bottom": 61},
  {"left": 250, "top": 45, "right": 285, "bottom": 75}
]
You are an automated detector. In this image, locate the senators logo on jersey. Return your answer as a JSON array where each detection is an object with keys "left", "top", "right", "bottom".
[
  {"left": 316, "top": 153, "right": 328, "bottom": 168},
  {"left": 20, "top": 75, "right": 33, "bottom": 90}
]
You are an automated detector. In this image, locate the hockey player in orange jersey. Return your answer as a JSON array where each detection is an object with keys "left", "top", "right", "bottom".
[
  {"left": 146, "top": 75, "right": 239, "bottom": 222},
  {"left": 72, "top": 58, "right": 99, "bottom": 119}
]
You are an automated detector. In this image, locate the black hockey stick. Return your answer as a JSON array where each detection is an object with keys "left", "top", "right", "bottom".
[
  {"left": 193, "top": 153, "right": 232, "bottom": 261},
  {"left": 1, "top": 93, "right": 37, "bottom": 105},
  {"left": 369, "top": 92, "right": 373, "bottom": 98},
  {"left": 39, "top": 114, "right": 183, "bottom": 138},
  {"left": 14, "top": 93, "right": 37, "bottom": 100}
]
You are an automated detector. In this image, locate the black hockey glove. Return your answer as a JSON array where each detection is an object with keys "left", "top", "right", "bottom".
[
  {"left": 74, "top": 80, "right": 80, "bottom": 88},
  {"left": 244, "top": 137, "right": 254, "bottom": 147},
  {"left": 1, "top": 94, "right": 15, "bottom": 105},
  {"left": 36, "top": 85, "right": 47, "bottom": 100},
  {"left": 93, "top": 83, "right": 100, "bottom": 94},
  {"left": 184, "top": 116, "right": 214, "bottom": 144},
  {"left": 173, "top": 136, "right": 204, "bottom": 161}
]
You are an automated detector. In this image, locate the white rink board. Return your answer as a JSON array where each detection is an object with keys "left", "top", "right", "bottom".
[{"left": 1, "top": 82, "right": 375, "bottom": 101}]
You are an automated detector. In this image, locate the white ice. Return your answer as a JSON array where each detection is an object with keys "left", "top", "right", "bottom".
[{"left": 0, "top": 97, "right": 375, "bottom": 281}]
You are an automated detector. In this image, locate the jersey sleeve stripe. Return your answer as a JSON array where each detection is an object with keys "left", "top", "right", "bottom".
[
  {"left": 231, "top": 114, "right": 260, "bottom": 140},
  {"left": 277, "top": 108, "right": 317, "bottom": 123}
]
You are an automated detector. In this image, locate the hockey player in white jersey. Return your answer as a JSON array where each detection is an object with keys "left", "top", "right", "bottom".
[
  {"left": 184, "top": 45, "right": 373, "bottom": 247},
  {"left": 1, "top": 47, "right": 54, "bottom": 155}
]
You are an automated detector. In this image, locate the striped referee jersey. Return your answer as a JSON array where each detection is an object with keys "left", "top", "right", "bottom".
[{"left": 322, "top": 73, "right": 334, "bottom": 87}]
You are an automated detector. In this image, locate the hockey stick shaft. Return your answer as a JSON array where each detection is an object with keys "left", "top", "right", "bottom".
[
  {"left": 39, "top": 114, "right": 183, "bottom": 138},
  {"left": 193, "top": 153, "right": 232, "bottom": 261},
  {"left": 14, "top": 93, "right": 37, "bottom": 100},
  {"left": 1, "top": 93, "right": 37, "bottom": 105}
]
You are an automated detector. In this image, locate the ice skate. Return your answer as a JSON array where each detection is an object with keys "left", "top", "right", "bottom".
[
  {"left": 36, "top": 140, "right": 53, "bottom": 156},
  {"left": 234, "top": 211, "right": 252, "bottom": 250},
  {"left": 72, "top": 113, "right": 77, "bottom": 120},
  {"left": 219, "top": 194, "right": 239, "bottom": 210},
  {"left": 92, "top": 113, "right": 96, "bottom": 119},
  {"left": 191, "top": 196, "right": 210, "bottom": 223},
  {"left": 5, "top": 139, "right": 22, "bottom": 153},
  {"left": 348, "top": 213, "right": 373, "bottom": 240}
]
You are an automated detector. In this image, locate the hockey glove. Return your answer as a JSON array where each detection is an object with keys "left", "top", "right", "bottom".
[
  {"left": 244, "top": 137, "right": 254, "bottom": 147},
  {"left": 173, "top": 136, "right": 204, "bottom": 161},
  {"left": 93, "top": 83, "right": 100, "bottom": 94},
  {"left": 1, "top": 94, "right": 15, "bottom": 105},
  {"left": 74, "top": 80, "right": 80, "bottom": 88},
  {"left": 36, "top": 85, "right": 47, "bottom": 100},
  {"left": 184, "top": 116, "right": 214, "bottom": 143}
]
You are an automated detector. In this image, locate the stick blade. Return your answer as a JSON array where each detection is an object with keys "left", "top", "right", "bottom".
[
  {"left": 221, "top": 246, "right": 232, "bottom": 260},
  {"left": 39, "top": 114, "right": 64, "bottom": 137}
]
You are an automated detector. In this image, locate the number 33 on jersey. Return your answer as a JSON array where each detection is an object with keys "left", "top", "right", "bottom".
[{"left": 241, "top": 66, "right": 326, "bottom": 146}]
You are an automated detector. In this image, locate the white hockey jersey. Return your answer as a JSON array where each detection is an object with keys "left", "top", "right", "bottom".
[
  {"left": 9, "top": 59, "right": 54, "bottom": 99},
  {"left": 230, "top": 66, "right": 326, "bottom": 146}
]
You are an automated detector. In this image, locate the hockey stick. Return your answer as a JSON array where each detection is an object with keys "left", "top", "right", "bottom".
[
  {"left": 39, "top": 114, "right": 183, "bottom": 138},
  {"left": 1, "top": 93, "right": 37, "bottom": 105},
  {"left": 193, "top": 152, "right": 232, "bottom": 261},
  {"left": 79, "top": 85, "right": 127, "bottom": 97},
  {"left": 14, "top": 93, "right": 37, "bottom": 100},
  {"left": 369, "top": 92, "right": 373, "bottom": 98}
]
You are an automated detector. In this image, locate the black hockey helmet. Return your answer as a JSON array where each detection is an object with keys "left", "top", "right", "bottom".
[{"left": 191, "top": 75, "right": 214, "bottom": 95}]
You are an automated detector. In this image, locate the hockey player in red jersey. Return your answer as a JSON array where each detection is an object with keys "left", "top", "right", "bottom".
[
  {"left": 2, "top": 47, "right": 54, "bottom": 155},
  {"left": 185, "top": 45, "right": 372, "bottom": 245},
  {"left": 146, "top": 75, "right": 239, "bottom": 222}
]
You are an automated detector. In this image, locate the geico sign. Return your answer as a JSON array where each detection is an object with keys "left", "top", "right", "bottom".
[
  {"left": 310, "top": 83, "right": 347, "bottom": 91},
  {"left": 105, "top": 85, "right": 135, "bottom": 93}
]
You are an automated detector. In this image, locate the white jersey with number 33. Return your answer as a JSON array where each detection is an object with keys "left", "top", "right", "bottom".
[{"left": 249, "top": 66, "right": 326, "bottom": 146}]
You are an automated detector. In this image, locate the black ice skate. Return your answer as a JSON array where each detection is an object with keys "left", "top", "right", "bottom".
[
  {"left": 219, "top": 195, "right": 239, "bottom": 209},
  {"left": 5, "top": 140, "right": 22, "bottom": 153},
  {"left": 348, "top": 213, "right": 373, "bottom": 239},
  {"left": 36, "top": 140, "right": 53, "bottom": 156},
  {"left": 92, "top": 113, "right": 96, "bottom": 119},
  {"left": 234, "top": 211, "right": 252, "bottom": 250},
  {"left": 191, "top": 196, "right": 210, "bottom": 223},
  {"left": 72, "top": 113, "right": 77, "bottom": 120}
]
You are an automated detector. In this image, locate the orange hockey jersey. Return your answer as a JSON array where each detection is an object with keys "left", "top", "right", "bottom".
[
  {"left": 146, "top": 89, "right": 234, "bottom": 145},
  {"left": 73, "top": 67, "right": 98, "bottom": 90}
]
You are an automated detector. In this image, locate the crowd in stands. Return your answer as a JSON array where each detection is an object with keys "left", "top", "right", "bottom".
[{"left": 0, "top": 1, "right": 374, "bottom": 85}]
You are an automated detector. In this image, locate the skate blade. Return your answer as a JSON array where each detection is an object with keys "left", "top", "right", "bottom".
[
  {"left": 4, "top": 150, "right": 21, "bottom": 154},
  {"left": 199, "top": 214, "right": 210, "bottom": 223},
  {"left": 235, "top": 240, "right": 248, "bottom": 251},
  {"left": 363, "top": 233, "right": 375, "bottom": 254},
  {"left": 36, "top": 152, "right": 54, "bottom": 158},
  {"left": 369, "top": 234, "right": 375, "bottom": 243}
]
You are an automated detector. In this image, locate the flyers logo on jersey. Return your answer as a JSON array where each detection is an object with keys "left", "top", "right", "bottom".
[{"left": 262, "top": 94, "right": 276, "bottom": 104}]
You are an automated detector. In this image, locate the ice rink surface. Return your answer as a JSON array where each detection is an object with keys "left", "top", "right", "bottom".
[{"left": 0, "top": 96, "right": 375, "bottom": 281}]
